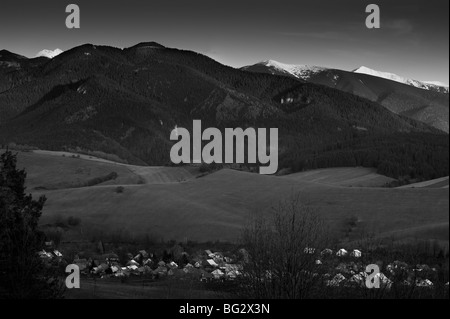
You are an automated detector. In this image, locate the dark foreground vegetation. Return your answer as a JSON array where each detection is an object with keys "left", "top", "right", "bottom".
[{"left": 0, "top": 151, "right": 64, "bottom": 298}]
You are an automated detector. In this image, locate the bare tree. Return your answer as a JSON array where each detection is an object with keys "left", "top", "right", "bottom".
[{"left": 240, "top": 194, "right": 329, "bottom": 299}]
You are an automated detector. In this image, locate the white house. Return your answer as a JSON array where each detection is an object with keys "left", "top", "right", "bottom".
[
  {"left": 211, "top": 269, "right": 225, "bottom": 279},
  {"left": 336, "top": 249, "right": 348, "bottom": 257},
  {"left": 207, "top": 259, "right": 219, "bottom": 267}
]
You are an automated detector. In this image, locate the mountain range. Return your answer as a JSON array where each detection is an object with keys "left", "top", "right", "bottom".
[
  {"left": 0, "top": 43, "right": 448, "bottom": 181},
  {"left": 242, "top": 60, "right": 449, "bottom": 132}
]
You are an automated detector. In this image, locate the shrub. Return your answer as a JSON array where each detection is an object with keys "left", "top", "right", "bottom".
[
  {"left": 115, "top": 186, "right": 125, "bottom": 193},
  {"left": 67, "top": 216, "right": 81, "bottom": 227}
]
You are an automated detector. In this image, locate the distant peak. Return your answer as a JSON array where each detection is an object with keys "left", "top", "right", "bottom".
[
  {"left": 129, "top": 42, "right": 165, "bottom": 49},
  {"left": 36, "top": 49, "right": 64, "bottom": 59},
  {"left": 353, "top": 66, "right": 375, "bottom": 73},
  {"left": 0, "top": 50, "right": 28, "bottom": 59}
]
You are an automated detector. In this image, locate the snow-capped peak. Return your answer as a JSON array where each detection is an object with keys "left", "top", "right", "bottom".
[
  {"left": 36, "top": 49, "right": 64, "bottom": 59},
  {"left": 354, "top": 66, "right": 449, "bottom": 93},
  {"left": 423, "top": 81, "right": 449, "bottom": 88},
  {"left": 354, "top": 66, "right": 410, "bottom": 83},
  {"left": 258, "top": 60, "right": 329, "bottom": 80}
]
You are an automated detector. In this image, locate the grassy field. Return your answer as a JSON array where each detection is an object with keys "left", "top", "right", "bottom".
[
  {"left": 281, "top": 167, "right": 396, "bottom": 187},
  {"left": 64, "top": 277, "right": 221, "bottom": 299},
  {"left": 398, "top": 177, "right": 449, "bottom": 189},
  {"left": 9, "top": 150, "right": 447, "bottom": 245},
  {"left": 33, "top": 172, "right": 448, "bottom": 243},
  {"left": 13, "top": 150, "right": 196, "bottom": 190}
]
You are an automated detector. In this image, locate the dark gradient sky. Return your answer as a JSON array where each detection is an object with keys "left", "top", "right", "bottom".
[{"left": 1, "top": 0, "right": 448, "bottom": 84}]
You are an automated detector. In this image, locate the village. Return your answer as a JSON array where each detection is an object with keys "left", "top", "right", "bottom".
[{"left": 37, "top": 243, "right": 446, "bottom": 291}]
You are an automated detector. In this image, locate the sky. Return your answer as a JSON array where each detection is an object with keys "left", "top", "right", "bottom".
[{"left": 0, "top": 0, "right": 448, "bottom": 84}]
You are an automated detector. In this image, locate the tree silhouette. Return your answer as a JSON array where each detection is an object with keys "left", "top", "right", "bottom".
[{"left": 0, "top": 151, "right": 63, "bottom": 299}]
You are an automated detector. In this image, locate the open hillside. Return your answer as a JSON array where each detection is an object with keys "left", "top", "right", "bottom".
[
  {"left": 34, "top": 168, "right": 448, "bottom": 243},
  {"left": 0, "top": 43, "right": 448, "bottom": 182},
  {"left": 16, "top": 151, "right": 446, "bottom": 244}
]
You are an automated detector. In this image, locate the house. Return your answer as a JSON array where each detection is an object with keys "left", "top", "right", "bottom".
[
  {"left": 207, "top": 259, "right": 219, "bottom": 267},
  {"left": 223, "top": 264, "right": 239, "bottom": 273},
  {"left": 127, "top": 265, "right": 139, "bottom": 271},
  {"left": 351, "top": 250, "right": 362, "bottom": 258},
  {"left": 127, "top": 260, "right": 139, "bottom": 267},
  {"left": 416, "top": 279, "right": 434, "bottom": 288},
  {"left": 111, "top": 266, "right": 120, "bottom": 273},
  {"left": 200, "top": 270, "right": 213, "bottom": 282},
  {"left": 139, "top": 250, "right": 149, "bottom": 259},
  {"left": 321, "top": 249, "right": 333, "bottom": 256},
  {"left": 213, "top": 252, "right": 224, "bottom": 260},
  {"left": 211, "top": 269, "right": 225, "bottom": 280},
  {"left": 226, "top": 270, "right": 241, "bottom": 280},
  {"left": 350, "top": 273, "right": 366, "bottom": 286},
  {"left": 53, "top": 250, "right": 63, "bottom": 257},
  {"left": 304, "top": 247, "right": 316, "bottom": 254},
  {"left": 336, "top": 249, "right": 348, "bottom": 257},
  {"left": 375, "top": 273, "right": 393, "bottom": 289},
  {"left": 38, "top": 250, "right": 53, "bottom": 259},
  {"left": 92, "top": 263, "right": 109, "bottom": 275},
  {"left": 168, "top": 261, "right": 178, "bottom": 269},
  {"left": 315, "top": 260, "right": 322, "bottom": 265},
  {"left": 143, "top": 258, "right": 152, "bottom": 266},
  {"left": 327, "top": 274, "right": 346, "bottom": 287}
]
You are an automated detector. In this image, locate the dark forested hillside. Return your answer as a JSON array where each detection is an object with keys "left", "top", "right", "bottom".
[{"left": 0, "top": 43, "right": 448, "bottom": 181}]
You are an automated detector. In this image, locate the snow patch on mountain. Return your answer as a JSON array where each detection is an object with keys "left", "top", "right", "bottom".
[
  {"left": 36, "top": 49, "right": 64, "bottom": 59},
  {"left": 354, "top": 66, "right": 449, "bottom": 94},
  {"left": 423, "top": 81, "right": 449, "bottom": 88},
  {"left": 256, "top": 60, "right": 329, "bottom": 80}
]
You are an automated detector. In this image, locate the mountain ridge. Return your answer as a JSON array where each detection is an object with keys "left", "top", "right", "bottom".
[
  {"left": 0, "top": 43, "right": 448, "bottom": 181},
  {"left": 242, "top": 60, "right": 449, "bottom": 132},
  {"left": 353, "top": 65, "right": 449, "bottom": 93}
]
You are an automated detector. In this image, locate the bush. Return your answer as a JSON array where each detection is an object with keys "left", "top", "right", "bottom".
[
  {"left": 44, "top": 228, "right": 64, "bottom": 248},
  {"left": 67, "top": 216, "right": 81, "bottom": 227},
  {"left": 115, "top": 186, "right": 125, "bottom": 193},
  {"left": 85, "top": 171, "right": 118, "bottom": 187}
]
